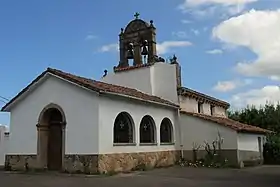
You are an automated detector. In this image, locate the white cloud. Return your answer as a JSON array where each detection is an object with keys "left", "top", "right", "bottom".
[
  {"left": 172, "top": 31, "right": 188, "bottom": 38},
  {"left": 213, "top": 79, "right": 252, "bottom": 92},
  {"left": 231, "top": 85, "right": 280, "bottom": 108},
  {"left": 191, "top": 29, "right": 200, "bottom": 36},
  {"left": 206, "top": 49, "right": 223, "bottom": 54},
  {"left": 181, "top": 19, "right": 192, "bottom": 24},
  {"left": 157, "top": 41, "right": 192, "bottom": 55},
  {"left": 98, "top": 43, "right": 118, "bottom": 52},
  {"left": 99, "top": 41, "right": 192, "bottom": 55},
  {"left": 183, "top": 0, "right": 257, "bottom": 7},
  {"left": 213, "top": 9, "right": 280, "bottom": 79},
  {"left": 178, "top": 0, "right": 258, "bottom": 17},
  {"left": 85, "top": 34, "right": 97, "bottom": 40}
]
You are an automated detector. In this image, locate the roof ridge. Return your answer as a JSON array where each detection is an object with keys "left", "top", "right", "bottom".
[{"left": 47, "top": 67, "right": 176, "bottom": 104}]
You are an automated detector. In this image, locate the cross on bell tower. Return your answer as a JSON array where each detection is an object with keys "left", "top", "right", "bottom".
[
  {"left": 116, "top": 13, "right": 157, "bottom": 69},
  {"left": 134, "top": 12, "right": 140, "bottom": 19}
]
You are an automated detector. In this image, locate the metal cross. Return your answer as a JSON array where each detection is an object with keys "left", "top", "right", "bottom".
[
  {"left": 143, "top": 124, "right": 148, "bottom": 130},
  {"left": 134, "top": 12, "right": 140, "bottom": 19},
  {"left": 120, "top": 121, "right": 124, "bottom": 128}
]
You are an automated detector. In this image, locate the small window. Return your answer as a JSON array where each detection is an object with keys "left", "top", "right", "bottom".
[
  {"left": 198, "top": 102, "right": 203, "bottom": 113},
  {"left": 210, "top": 105, "right": 215, "bottom": 116}
]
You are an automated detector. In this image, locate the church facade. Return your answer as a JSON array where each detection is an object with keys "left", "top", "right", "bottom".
[{"left": 1, "top": 16, "right": 269, "bottom": 174}]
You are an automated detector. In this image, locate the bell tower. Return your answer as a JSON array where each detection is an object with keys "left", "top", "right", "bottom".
[{"left": 116, "top": 13, "right": 157, "bottom": 69}]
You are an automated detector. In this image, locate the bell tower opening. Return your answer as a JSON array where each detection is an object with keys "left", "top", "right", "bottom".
[{"left": 115, "top": 12, "right": 165, "bottom": 71}]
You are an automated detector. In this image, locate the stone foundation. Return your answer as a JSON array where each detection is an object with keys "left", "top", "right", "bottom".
[
  {"left": 5, "top": 154, "right": 98, "bottom": 173},
  {"left": 98, "top": 151, "right": 180, "bottom": 173},
  {"left": 5, "top": 155, "right": 38, "bottom": 171},
  {"left": 64, "top": 154, "right": 98, "bottom": 174},
  {"left": 5, "top": 151, "right": 180, "bottom": 174}
]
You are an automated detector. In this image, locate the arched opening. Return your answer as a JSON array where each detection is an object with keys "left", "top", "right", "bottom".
[
  {"left": 160, "top": 118, "right": 173, "bottom": 143},
  {"left": 140, "top": 115, "right": 156, "bottom": 143},
  {"left": 37, "top": 104, "right": 66, "bottom": 171},
  {"left": 113, "top": 112, "right": 134, "bottom": 143}
]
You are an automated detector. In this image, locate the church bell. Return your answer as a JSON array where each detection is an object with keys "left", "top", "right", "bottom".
[
  {"left": 127, "top": 43, "right": 134, "bottom": 59},
  {"left": 141, "top": 46, "right": 148, "bottom": 56},
  {"left": 141, "top": 40, "right": 148, "bottom": 56}
]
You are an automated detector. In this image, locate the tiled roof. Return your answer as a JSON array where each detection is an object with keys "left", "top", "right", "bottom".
[
  {"left": 1, "top": 68, "right": 178, "bottom": 111},
  {"left": 113, "top": 63, "right": 153, "bottom": 72},
  {"left": 180, "top": 111, "right": 271, "bottom": 134},
  {"left": 178, "top": 87, "right": 230, "bottom": 109}
]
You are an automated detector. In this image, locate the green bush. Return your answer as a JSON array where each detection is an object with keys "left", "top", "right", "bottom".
[{"left": 263, "top": 134, "right": 280, "bottom": 164}]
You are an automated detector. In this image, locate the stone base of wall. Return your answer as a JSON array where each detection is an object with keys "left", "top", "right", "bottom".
[
  {"left": 64, "top": 154, "right": 98, "bottom": 174},
  {"left": 5, "top": 155, "right": 38, "bottom": 171},
  {"left": 98, "top": 151, "right": 180, "bottom": 174},
  {"left": 5, "top": 154, "right": 98, "bottom": 174},
  {"left": 5, "top": 151, "right": 180, "bottom": 174}
]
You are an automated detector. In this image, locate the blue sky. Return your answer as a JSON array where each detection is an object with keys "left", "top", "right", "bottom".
[{"left": 1, "top": 0, "right": 280, "bottom": 126}]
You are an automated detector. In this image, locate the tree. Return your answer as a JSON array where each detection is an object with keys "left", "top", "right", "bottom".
[{"left": 228, "top": 103, "right": 280, "bottom": 164}]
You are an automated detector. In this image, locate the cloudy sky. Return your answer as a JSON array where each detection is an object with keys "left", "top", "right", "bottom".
[{"left": 0, "top": 0, "right": 280, "bottom": 125}]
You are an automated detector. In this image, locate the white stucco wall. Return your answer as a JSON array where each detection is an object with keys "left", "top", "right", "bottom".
[
  {"left": 8, "top": 74, "right": 99, "bottom": 155},
  {"left": 102, "top": 63, "right": 179, "bottom": 104},
  {"left": 214, "top": 106, "right": 227, "bottom": 117},
  {"left": 0, "top": 125, "right": 9, "bottom": 166},
  {"left": 237, "top": 133, "right": 264, "bottom": 152},
  {"left": 151, "top": 63, "right": 178, "bottom": 104},
  {"left": 180, "top": 114, "right": 238, "bottom": 150},
  {"left": 102, "top": 66, "right": 153, "bottom": 95},
  {"left": 98, "top": 95, "right": 179, "bottom": 154},
  {"left": 179, "top": 96, "right": 198, "bottom": 113},
  {"left": 179, "top": 95, "right": 227, "bottom": 117}
]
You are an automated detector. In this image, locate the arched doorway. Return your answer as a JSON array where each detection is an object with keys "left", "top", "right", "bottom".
[{"left": 37, "top": 104, "right": 66, "bottom": 171}]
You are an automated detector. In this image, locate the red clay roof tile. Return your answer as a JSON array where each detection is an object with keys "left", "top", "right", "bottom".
[
  {"left": 113, "top": 63, "right": 153, "bottom": 72},
  {"left": 1, "top": 68, "right": 178, "bottom": 111},
  {"left": 180, "top": 110, "right": 271, "bottom": 134}
]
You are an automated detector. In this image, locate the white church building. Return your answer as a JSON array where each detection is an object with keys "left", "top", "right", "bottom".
[{"left": 0, "top": 16, "right": 269, "bottom": 174}]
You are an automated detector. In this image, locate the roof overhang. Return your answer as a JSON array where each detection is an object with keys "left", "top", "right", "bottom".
[
  {"left": 1, "top": 71, "right": 100, "bottom": 112},
  {"left": 1, "top": 68, "right": 179, "bottom": 112},
  {"left": 178, "top": 87, "right": 230, "bottom": 109}
]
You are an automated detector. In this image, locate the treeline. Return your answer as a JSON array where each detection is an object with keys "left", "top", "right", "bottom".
[{"left": 228, "top": 103, "right": 280, "bottom": 164}]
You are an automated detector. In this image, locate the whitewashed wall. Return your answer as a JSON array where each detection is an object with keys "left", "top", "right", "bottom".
[
  {"left": 179, "top": 96, "right": 198, "bottom": 113},
  {"left": 0, "top": 125, "right": 9, "bottom": 166},
  {"left": 214, "top": 106, "right": 227, "bottom": 117},
  {"left": 7, "top": 74, "right": 99, "bottom": 155},
  {"left": 237, "top": 133, "right": 264, "bottom": 152},
  {"left": 102, "top": 66, "right": 153, "bottom": 95},
  {"left": 98, "top": 95, "right": 179, "bottom": 154},
  {"left": 180, "top": 114, "right": 238, "bottom": 150},
  {"left": 179, "top": 95, "right": 227, "bottom": 117},
  {"left": 151, "top": 63, "right": 178, "bottom": 104},
  {"left": 102, "top": 63, "right": 179, "bottom": 104}
]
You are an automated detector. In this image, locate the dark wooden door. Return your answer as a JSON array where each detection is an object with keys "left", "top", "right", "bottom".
[{"left": 47, "top": 123, "right": 62, "bottom": 170}]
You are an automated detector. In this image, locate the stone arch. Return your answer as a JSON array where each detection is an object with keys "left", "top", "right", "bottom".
[
  {"left": 38, "top": 103, "right": 66, "bottom": 125},
  {"left": 113, "top": 112, "right": 135, "bottom": 144},
  {"left": 139, "top": 115, "right": 156, "bottom": 143},
  {"left": 124, "top": 19, "right": 149, "bottom": 34},
  {"left": 36, "top": 103, "right": 66, "bottom": 171},
  {"left": 160, "top": 118, "right": 173, "bottom": 143}
]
